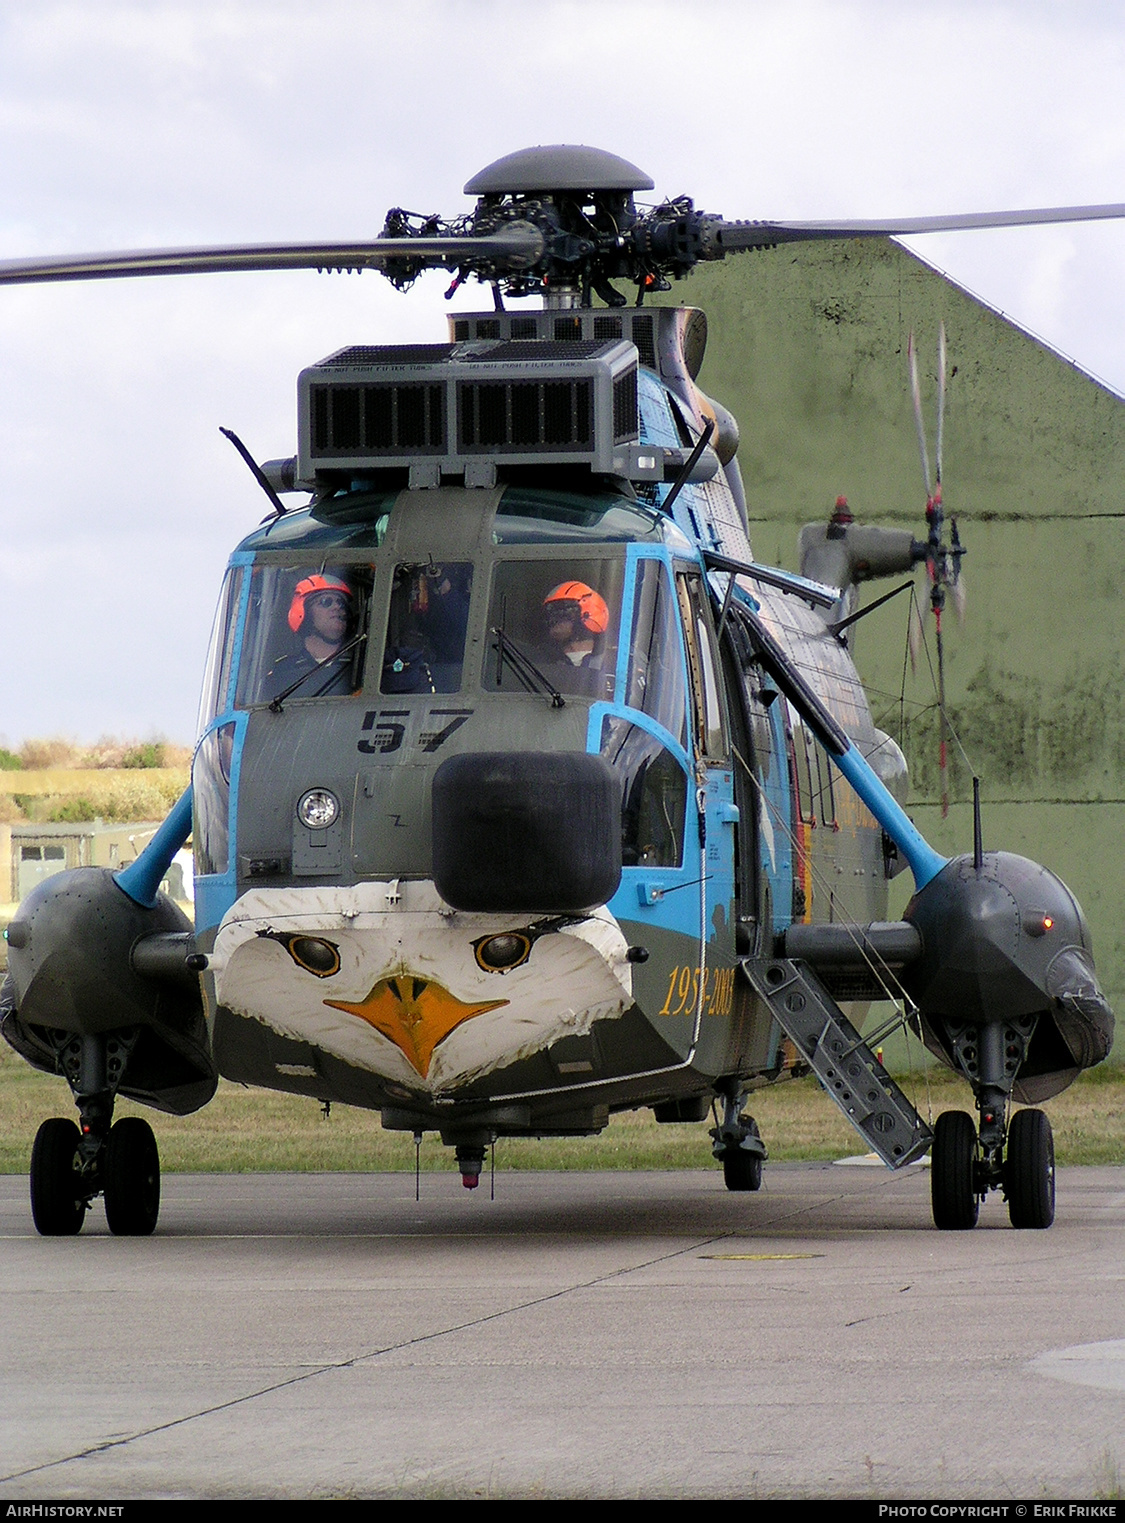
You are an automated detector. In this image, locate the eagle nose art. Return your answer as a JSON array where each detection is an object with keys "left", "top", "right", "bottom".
[{"left": 324, "top": 976, "right": 508, "bottom": 1078}]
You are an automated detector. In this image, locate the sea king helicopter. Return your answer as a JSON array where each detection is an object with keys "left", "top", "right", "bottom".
[{"left": 1, "top": 146, "right": 1117, "bottom": 1237}]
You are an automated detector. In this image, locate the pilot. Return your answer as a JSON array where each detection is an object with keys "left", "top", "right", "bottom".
[
  {"left": 266, "top": 574, "right": 356, "bottom": 699},
  {"left": 539, "top": 580, "right": 611, "bottom": 697}
]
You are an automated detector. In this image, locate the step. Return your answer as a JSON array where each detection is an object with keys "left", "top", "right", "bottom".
[{"left": 740, "top": 957, "right": 932, "bottom": 1169}]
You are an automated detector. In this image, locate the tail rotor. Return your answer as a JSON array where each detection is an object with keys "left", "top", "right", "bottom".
[{"left": 909, "top": 322, "right": 966, "bottom": 818}]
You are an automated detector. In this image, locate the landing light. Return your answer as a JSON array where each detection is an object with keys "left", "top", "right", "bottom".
[{"left": 297, "top": 789, "right": 340, "bottom": 830}]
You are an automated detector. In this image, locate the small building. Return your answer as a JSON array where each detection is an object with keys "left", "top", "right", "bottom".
[{"left": 0, "top": 820, "right": 192, "bottom": 905}]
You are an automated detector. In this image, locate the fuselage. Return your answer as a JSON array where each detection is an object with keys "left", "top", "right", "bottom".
[{"left": 190, "top": 334, "right": 896, "bottom": 1137}]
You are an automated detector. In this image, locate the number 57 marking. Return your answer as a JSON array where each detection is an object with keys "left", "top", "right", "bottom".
[{"left": 358, "top": 708, "right": 473, "bottom": 756}]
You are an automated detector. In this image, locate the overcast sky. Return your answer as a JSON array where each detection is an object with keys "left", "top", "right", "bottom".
[{"left": 1, "top": 0, "right": 1123, "bottom": 747}]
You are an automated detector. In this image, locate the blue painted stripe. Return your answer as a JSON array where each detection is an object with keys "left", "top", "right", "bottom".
[
  {"left": 616, "top": 548, "right": 641, "bottom": 705},
  {"left": 585, "top": 701, "right": 692, "bottom": 776},
  {"left": 586, "top": 698, "right": 701, "bottom": 937},
  {"left": 114, "top": 787, "right": 194, "bottom": 908},
  {"left": 194, "top": 873, "right": 239, "bottom": 933}
]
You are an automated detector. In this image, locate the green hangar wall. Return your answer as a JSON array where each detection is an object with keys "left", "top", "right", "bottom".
[{"left": 659, "top": 240, "right": 1125, "bottom": 1032}]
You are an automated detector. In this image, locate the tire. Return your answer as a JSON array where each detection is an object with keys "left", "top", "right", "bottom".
[
  {"left": 722, "top": 1150, "right": 762, "bottom": 1191},
  {"left": 103, "top": 1117, "right": 160, "bottom": 1236},
  {"left": 931, "top": 1110, "right": 979, "bottom": 1230},
  {"left": 1006, "top": 1108, "right": 1055, "bottom": 1229},
  {"left": 30, "top": 1117, "right": 86, "bottom": 1236},
  {"left": 722, "top": 1117, "right": 763, "bottom": 1192}
]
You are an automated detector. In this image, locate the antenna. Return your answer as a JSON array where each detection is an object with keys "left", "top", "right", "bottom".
[
  {"left": 936, "top": 320, "right": 947, "bottom": 487},
  {"left": 973, "top": 776, "right": 984, "bottom": 869}
]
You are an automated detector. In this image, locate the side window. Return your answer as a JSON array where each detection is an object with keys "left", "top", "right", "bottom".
[
  {"left": 813, "top": 747, "right": 837, "bottom": 828},
  {"left": 625, "top": 558, "right": 688, "bottom": 749},
  {"left": 601, "top": 715, "right": 688, "bottom": 868},
  {"left": 235, "top": 564, "right": 374, "bottom": 708},
  {"left": 192, "top": 721, "right": 235, "bottom": 876},
  {"left": 791, "top": 716, "right": 816, "bottom": 826},
  {"left": 675, "top": 571, "right": 726, "bottom": 759},
  {"left": 381, "top": 562, "right": 473, "bottom": 694},
  {"left": 196, "top": 568, "right": 242, "bottom": 733}
]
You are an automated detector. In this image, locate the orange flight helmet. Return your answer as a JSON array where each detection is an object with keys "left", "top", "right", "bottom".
[
  {"left": 288, "top": 574, "right": 353, "bottom": 632},
  {"left": 543, "top": 580, "right": 609, "bottom": 636}
]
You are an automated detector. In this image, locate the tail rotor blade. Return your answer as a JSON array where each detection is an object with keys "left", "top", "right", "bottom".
[
  {"left": 908, "top": 332, "right": 932, "bottom": 497},
  {"left": 951, "top": 573, "right": 967, "bottom": 624}
]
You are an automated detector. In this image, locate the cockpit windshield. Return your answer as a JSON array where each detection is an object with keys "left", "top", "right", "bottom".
[
  {"left": 234, "top": 564, "right": 374, "bottom": 708},
  {"left": 380, "top": 562, "right": 473, "bottom": 694},
  {"left": 483, "top": 558, "right": 624, "bottom": 702}
]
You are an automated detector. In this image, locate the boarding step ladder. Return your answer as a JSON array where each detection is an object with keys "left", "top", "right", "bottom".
[{"left": 739, "top": 958, "right": 932, "bottom": 1169}]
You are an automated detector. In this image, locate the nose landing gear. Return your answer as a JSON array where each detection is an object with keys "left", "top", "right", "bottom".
[
  {"left": 928, "top": 1007, "right": 1056, "bottom": 1231},
  {"left": 102, "top": 1116, "right": 161, "bottom": 1235},
  {"left": 28, "top": 1028, "right": 161, "bottom": 1237},
  {"left": 29, "top": 1117, "right": 87, "bottom": 1236},
  {"left": 930, "top": 1101, "right": 1055, "bottom": 1231},
  {"left": 930, "top": 1110, "right": 980, "bottom": 1230},
  {"left": 1005, "top": 1106, "right": 1055, "bottom": 1229}
]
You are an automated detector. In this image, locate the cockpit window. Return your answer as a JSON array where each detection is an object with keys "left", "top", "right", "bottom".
[
  {"left": 381, "top": 562, "right": 473, "bottom": 694},
  {"left": 234, "top": 564, "right": 373, "bottom": 708},
  {"left": 625, "top": 558, "right": 688, "bottom": 749},
  {"left": 483, "top": 558, "right": 623, "bottom": 702}
]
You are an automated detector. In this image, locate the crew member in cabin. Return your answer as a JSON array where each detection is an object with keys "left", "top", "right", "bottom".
[
  {"left": 266, "top": 574, "right": 356, "bottom": 699},
  {"left": 538, "top": 580, "right": 610, "bottom": 697}
]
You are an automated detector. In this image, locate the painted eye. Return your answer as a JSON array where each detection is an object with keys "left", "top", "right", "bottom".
[
  {"left": 297, "top": 789, "right": 340, "bottom": 829},
  {"left": 473, "top": 932, "right": 533, "bottom": 973},
  {"left": 286, "top": 936, "right": 341, "bottom": 977}
]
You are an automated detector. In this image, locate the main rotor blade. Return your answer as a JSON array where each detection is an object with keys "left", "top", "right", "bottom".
[
  {"left": 0, "top": 224, "right": 545, "bottom": 286},
  {"left": 715, "top": 200, "right": 1125, "bottom": 249}
]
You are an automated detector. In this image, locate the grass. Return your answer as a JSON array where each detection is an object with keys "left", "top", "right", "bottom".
[
  {"left": 0, "top": 766, "right": 189, "bottom": 824},
  {"left": 3, "top": 737, "right": 192, "bottom": 771},
  {"left": 1, "top": 746, "right": 1121, "bottom": 1173},
  {"left": 2, "top": 1042, "right": 1123, "bottom": 1173}
]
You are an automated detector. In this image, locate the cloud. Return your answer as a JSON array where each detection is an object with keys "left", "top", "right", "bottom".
[{"left": 1, "top": 0, "right": 1123, "bottom": 740}]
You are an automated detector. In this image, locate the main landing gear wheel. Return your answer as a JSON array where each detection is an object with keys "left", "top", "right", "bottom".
[
  {"left": 721, "top": 1117, "right": 763, "bottom": 1192},
  {"left": 931, "top": 1110, "right": 979, "bottom": 1230},
  {"left": 1005, "top": 1108, "right": 1055, "bottom": 1229},
  {"left": 722, "top": 1149, "right": 762, "bottom": 1191},
  {"left": 30, "top": 1117, "right": 87, "bottom": 1236},
  {"left": 103, "top": 1117, "right": 161, "bottom": 1236}
]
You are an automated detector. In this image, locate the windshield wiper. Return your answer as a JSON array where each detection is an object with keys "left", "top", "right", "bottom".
[
  {"left": 268, "top": 631, "right": 367, "bottom": 713},
  {"left": 489, "top": 627, "right": 565, "bottom": 708}
]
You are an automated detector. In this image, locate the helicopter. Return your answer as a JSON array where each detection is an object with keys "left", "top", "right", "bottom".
[{"left": 0, "top": 144, "right": 1116, "bottom": 1238}]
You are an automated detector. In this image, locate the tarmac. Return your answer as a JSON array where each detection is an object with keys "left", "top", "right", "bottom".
[{"left": 1, "top": 1162, "right": 1123, "bottom": 1500}]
